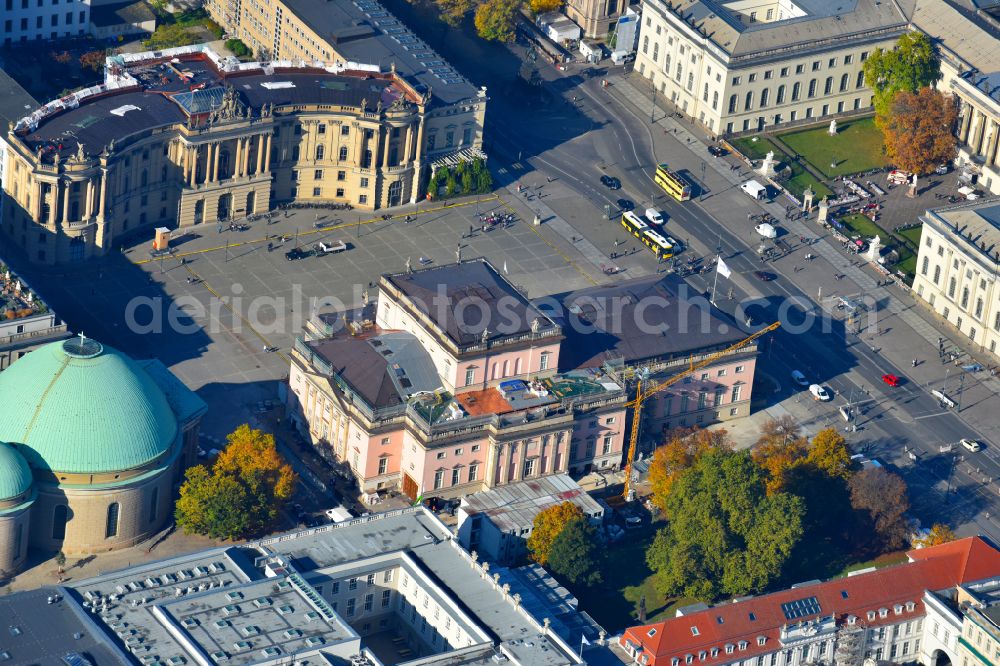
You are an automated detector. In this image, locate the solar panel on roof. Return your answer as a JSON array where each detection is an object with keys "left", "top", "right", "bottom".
[{"left": 781, "top": 596, "right": 821, "bottom": 620}]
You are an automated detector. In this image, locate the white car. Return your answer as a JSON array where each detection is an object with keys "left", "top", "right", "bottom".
[
  {"left": 791, "top": 370, "right": 809, "bottom": 387},
  {"left": 809, "top": 384, "right": 831, "bottom": 401},
  {"left": 961, "top": 438, "right": 983, "bottom": 452},
  {"left": 325, "top": 505, "right": 354, "bottom": 523},
  {"left": 645, "top": 208, "right": 665, "bottom": 225},
  {"left": 755, "top": 222, "right": 777, "bottom": 239}
]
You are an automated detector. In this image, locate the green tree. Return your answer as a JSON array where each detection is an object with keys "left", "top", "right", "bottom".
[
  {"left": 475, "top": 0, "right": 521, "bottom": 43},
  {"left": 863, "top": 32, "right": 940, "bottom": 122},
  {"left": 547, "top": 517, "right": 602, "bottom": 586},
  {"left": 225, "top": 39, "right": 252, "bottom": 58},
  {"left": 645, "top": 449, "right": 804, "bottom": 601},
  {"left": 648, "top": 427, "right": 731, "bottom": 512},
  {"left": 527, "top": 502, "right": 584, "bottom": 565},
  {"left": 445, "top": 171, "right": 458, "bottom": 197},
  {"left": 143, "top": 24, "right": 199, "bottom": 50},
  {"left": 55, "top": 551, "right": 66, "bottom": 572},
  {"left": 437, "top": 0, "right": 476, "bottom": 27},
  {"left": 175, "top": 425, "right": 298, "bottom": 540}
]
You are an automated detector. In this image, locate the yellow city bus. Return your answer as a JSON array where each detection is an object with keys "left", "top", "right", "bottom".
[
  {"left": 642, "top": 229, "right": 674, "bottom": 260},
  {"left": 655, "top": 164, "right": 692, "bottom": 201},
  {"left": 621, "top": 211, "right": 649, "bottom": 238}
]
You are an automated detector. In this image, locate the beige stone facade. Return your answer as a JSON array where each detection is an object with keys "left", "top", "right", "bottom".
[
  {"left": 634, "top": 0, "right": 907, "bottom": 137},
  {"left": 911, "top": 202, "right": 1000, "bottom": 362},
  {"left": 1, "top": 46, "right": 485, "bottom": 265},
  {"left": 564, "top": 0, "right": 626, "bottom": 38}
]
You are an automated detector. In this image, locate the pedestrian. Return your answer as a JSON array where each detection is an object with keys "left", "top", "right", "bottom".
[{"left": 912, "top": 358, "right": 918, "bottom": 367}]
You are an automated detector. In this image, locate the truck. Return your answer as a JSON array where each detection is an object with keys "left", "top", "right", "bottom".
[
  {"left": 316, "top": 240, "right": 348, "bottom": 254},
  {"left": 740, "top": 180, "right": 768, "bottom": 201}
]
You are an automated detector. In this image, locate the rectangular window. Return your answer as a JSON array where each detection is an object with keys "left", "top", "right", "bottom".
[
  {"left": 433, "top": 470, "right": 444, "bottom": 489},
  {"left": 539, "top": 353, "right": 550, "bottom": 371},
  {"left": 337, "top": 170, "right": 346, "bottom": 181},
  {"left": 382, "top": 590, "right": 391, "bottom": 607},
  {"left": 346, "top": 598, "right": 355, "bottom": 616},
  {"left": 464, "top": 367, "right": 475, "bottom": 385},
  {"left": 378, "top": 457, "right": 388, "bottom": 475},
  {"left": 349, "top": 578, "right": 358, "bottom": 591},
  {"left": 314, "top": 169, "right": 323, "bottom": 180},
  {"left": 451, "top": 468, "right": 461, "bottom": 485},
  {"left": 364, "top": 594, "right": 373, "bottom": 611},
  {"left": 468, "top": 464, "right": 479, "bottom": 482},
  {"left": 313, "top": 187, "right": 321, "bottom": 197}
]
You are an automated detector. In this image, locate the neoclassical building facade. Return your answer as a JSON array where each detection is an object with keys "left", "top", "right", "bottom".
[
  {"left": 1, "top": 44, "right": 486, "bottom": 264},
  {"left": 0, "top": 336, "right": 205, "bottom": 573}
]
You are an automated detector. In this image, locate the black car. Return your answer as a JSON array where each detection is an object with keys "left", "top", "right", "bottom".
[
  {"left": 754, "top": 271, "right": 776, "bottom": 281},
  {"left": 285, "top": 247, "right": 308, "bottom": 261},
  {"left": 707, "top": 145, "right": 727, "bottom": 157},
  {"left": 601, "top": 175, "right": 622, "bottom": 190},
  {"left": 617, "top": 198, "right": 635, "bottom": 212}
]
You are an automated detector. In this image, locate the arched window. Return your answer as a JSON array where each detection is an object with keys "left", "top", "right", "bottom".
[
  {"left": 961, "top": 287, "right": 970, "bottom": 308},
  {"left": 948, "top": 277, "right": 957, "bottom": 298},
  {"left": 856, "top": 71, "right": 865, "bottom": 88},
  {"left": 921, "top": 257, "right": 929, "bottom": 275},
  {"left": 840, "top": 73, "right": 850, "bottom": 91},
  {"left": 744, "top": 91, "right": 753, "bottom": 111},
  {"left": 824, "top": 77, "right": 833, "bottom": 95},
  {"left": 712, "top": 90, "right": 719, "bottom": 110},
  {"left": 792, "top": 82, "right": 801, "bottom": 101},
  {"left": 106, "top": 502, "right": 120, "bottom": 538},
  {"left": 808, "top": 79, "right": 817, "bottom": 98},
  {"left": 933, "top": 265, "right": 941, "bottom": 284},
  {"left": 149, "top": 487, "right": 159, "bottom": 524},
  {"left": 759, "top": 88, "right": 770, "bottom": 107},
  {"left": 976, "top": 298, "right": 984, "bottom": 318},
  {"left": 339, "top": 146, "right": 348, "bottom": 161},
  {"left": 315, "top": 144, "right": 325, "bottom": 160},
  {"left": 52, "top": 505, "right": 68, "bottom": 540},
  {"left": 776, "top": 85, "right": 786, "bottom": 105},
  {"left": 728, "top": 95, "right": 738, "bottom": 113}
]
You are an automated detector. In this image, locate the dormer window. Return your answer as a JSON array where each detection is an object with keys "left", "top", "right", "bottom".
[
  {"left": 738, "top": 641, "right": 748, "bottom": 650},
  {"left": 698, "top": 651, "right": 706, "bottom": 661},
  {"left": 847, "top": 615, "right": 857, "bottom": 626},
  {"left": 905, "top": 601, "right": 915, "bottom": 612},
  {"left": 867, "top": 611, "right": 876, "bottom": 621},
  {"left": 879, "top": 608, "right": 888, "bottom": 618},
  {"left": 648, "top": 629, "right": 658, "bottom": 637},
  {"left": 710, "top": 648, "right": 718, "bottom": 658},
  {"left": 893, "top": 604, "right": 903, "bottom": 615},
  {"left": 685, "top": 655, "right": 693, "bottom": 664},
  {"left": 757, "top": 637, "right": 766, "bottom": 646},
  {"left": 672, "top": 659, "right": 680, "bottom": 666},
  {"left": 725, "top": 644, "right": 734, "bottom": 654}
]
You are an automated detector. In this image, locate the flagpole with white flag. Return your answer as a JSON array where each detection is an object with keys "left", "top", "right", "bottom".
[
  {"left": 580, "top": 633, "right": 591, "bottom": 657},
  {"left": 712, "top": 255, "right": 732, "bottom": 305}
]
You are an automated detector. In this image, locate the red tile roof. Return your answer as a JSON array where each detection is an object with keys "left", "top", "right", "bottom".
[{"left": 620, "top": 537, "right": 1000, "bottom": 666}]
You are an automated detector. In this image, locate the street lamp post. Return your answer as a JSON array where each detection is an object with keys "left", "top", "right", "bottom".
[
  {"left": 650, "top": 78, "right": 657, "bottom": 124},
  {"left": 700, "top": 161, "right": 707, "bottom": 201}
]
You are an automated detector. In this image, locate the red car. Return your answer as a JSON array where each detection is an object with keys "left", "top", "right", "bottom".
[{"left": 882, "top": 374, "right": 900, "bottom": 387}]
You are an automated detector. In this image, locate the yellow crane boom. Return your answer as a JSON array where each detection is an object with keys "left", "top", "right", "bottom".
[{"left": 621, "top": 321, "right": 780, "bottom": 501}]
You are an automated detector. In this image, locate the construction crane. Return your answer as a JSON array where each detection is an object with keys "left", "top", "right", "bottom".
[{"left": 620, "top": 321, "right": 781, "bottom": 502}]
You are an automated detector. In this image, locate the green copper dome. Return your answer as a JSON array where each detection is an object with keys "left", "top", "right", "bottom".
[
  {"left": 0, "top": 338, "right": 179, "bottom": 475},
  {"left": 0, "top": 443, "right": 32, "bottom": 500}
]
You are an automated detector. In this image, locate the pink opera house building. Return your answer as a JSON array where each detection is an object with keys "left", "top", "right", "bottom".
[{"left": 286, "top": 259, "right": 760, "bottom": 500}]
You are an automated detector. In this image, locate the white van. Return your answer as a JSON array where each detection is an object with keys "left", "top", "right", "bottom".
[
  {"left": 645, "top": 208, "right": 665, "bottom": 225},
  {"left": 740, "top": 180, "right": 768, "bottom": 201}
]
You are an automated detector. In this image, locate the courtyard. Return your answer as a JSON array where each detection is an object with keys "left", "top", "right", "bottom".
[{"left": 778, "top": 116, "right": 889, "bottom": 179}]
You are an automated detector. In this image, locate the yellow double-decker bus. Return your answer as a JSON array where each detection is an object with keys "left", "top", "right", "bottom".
[
  {"left": 621, "top": 211, "right": 649, "bottom": 238},
  {"left": 641, "top": 229, "right": 674, "bottom": 260},
  {"left": 655, "top": 164, "right": 692, "bottom": 201}
]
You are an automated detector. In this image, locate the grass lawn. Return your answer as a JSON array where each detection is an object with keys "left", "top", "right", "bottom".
[
  {"left": 838, "top": 213, "right": 885, "bottom": 239},
  {"left": 898, "top": 226, "right": 923, "bottom": 247},
  {"left": 778, "top": 117, "right": 889, "bottom": 179},
  {"left": 785, "top": 165, "right": 834, "bottom": 201},
  {"left": 835, "top": 550, "right": 909, "bottom": 577},
  {"left": 572, "top": 522, "right": 693, "bottom": 631},
  {"left": 729, "top": 136, "right": 785, "bottom": 161}
]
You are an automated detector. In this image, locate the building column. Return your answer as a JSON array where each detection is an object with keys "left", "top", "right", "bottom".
[
  {"left": 189, "top": 146, "right": 199, "bottom": 186},
  {"left": 410, "top": 117, "right": 426, "bottom": 204},
  {"left": 48, "top": 181, "right": 59, "bottom": 226},
  {"left": 98, "top": 170, "right": 108, "bottom": 222},
  {"left": 242, "top": 137, "right": 251, "bottom": 176},
  {"left": 960, "top": 104, "right": 973, "bottom": 145},
  {"left": 85, "top": 179, "right": 94, "bottom": 219},
  {"left": 33, "top": 181, "right": 42, "bottom": 219},
  {"left": 61, "top": 179, "right": 70, "bottom": 224},
  {"left": 973, "top": 110, "right": 987, "bottom": 155},
  {"left": 212, "top": 142, "right": 221, "bottom": 182},
  {"left": 381, "top": 128, "right": 391, "bottom": 168},
  {"left": 401, "top": 124, "right": 413, "bottom": 164},
  {"left": 355, "top": 125, "right": 365, "bottom": 167},
  {"left": 264, "top": 134, "right": 273, "bottom": 171},
  {"left": 234, "top": 138, "right": 243, "bottom": 178},
  {"left": 988, "top": 119, "right": 1000, "bottom": 167},
  {"left": 256, "top": 134, "right": 265, "bottom": 174}
]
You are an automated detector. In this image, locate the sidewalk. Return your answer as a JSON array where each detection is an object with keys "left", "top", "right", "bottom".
[{"left": 609, "top": 74, "right": 999, "bottom": 435}]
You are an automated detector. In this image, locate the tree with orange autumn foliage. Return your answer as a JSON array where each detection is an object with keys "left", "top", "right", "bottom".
[
  {"left": 881, "top": 87, "right": 957, "bottom": 175},
  {"left": 648, "top": 427, "right": 732, "bottom": 512},
  {"left": 176, "top": 424, "right": 297, "bottom": 539},
  {"left": 527, "top": 502, "right": 584, "bottom": 565}
]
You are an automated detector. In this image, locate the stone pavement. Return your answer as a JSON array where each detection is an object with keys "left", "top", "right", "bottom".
[{"left": 610, "top": 74, "right": 999, "bottom": 443}]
